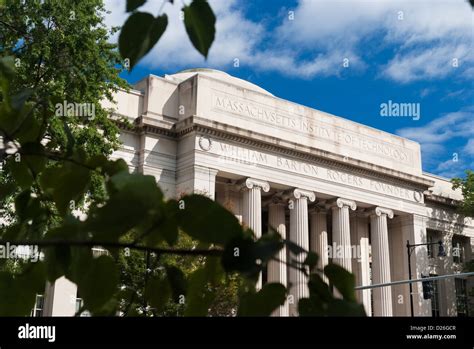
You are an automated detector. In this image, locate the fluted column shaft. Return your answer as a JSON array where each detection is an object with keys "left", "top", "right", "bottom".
[
  {"left": 241, "top": 178, "right": 269, "bottom": 290},
  {"left": 370, "top": 207, "right": 394, "bottom": 316},
  {"left": 268, "top": 201, "right": 289, "bottom": 316},
  {"left": 350, "top": 214, "right": 372, "bottom": 316},
  {"left": 288, "top": 189, "right": 315, "bottom": 316},
  {"left": 310, "top": 210, "right": 328, "bottom": 283},
  {"left": 331, "top": 198, "right": 357, "bottom": 272}
]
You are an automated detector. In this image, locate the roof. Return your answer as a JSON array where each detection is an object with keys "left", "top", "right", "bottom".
[{"left": 164, "top": 68, "right": 274, "bottom": 96}]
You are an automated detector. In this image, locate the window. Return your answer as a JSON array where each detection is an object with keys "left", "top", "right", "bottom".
[
  {"left": 426, "top": 230, "right": 442, "bottom": 259},
  {"left": 75, "top": 297, "right": 91, "bottom": 317},
  {"left": 455, "top": 278, "right": 469, "bottom": 317},
  {"left": 452, "top": 236, "right": 465, "bottom": 264},
  {"left": 430, "top": 274, "right": 439, "bottom": 317},
  {"left": 31, "top": 294, "right": 44, "bottom": 317},
  {"left": 92, "top": 247, "right": 109, "bottom": 258},
  {"left": 427, "top": 232, "right": 435, "bottom": 258}
]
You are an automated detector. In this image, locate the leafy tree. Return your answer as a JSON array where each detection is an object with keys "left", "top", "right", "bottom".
[
  {"left": 452, "top": 170, "right": 474, "bottom": 217},
  {"left": 0, "top": 0, "right": 128, "bottom": 221},
  {"left": 0, "top": 0, "right": 365, "bottom": 317}
]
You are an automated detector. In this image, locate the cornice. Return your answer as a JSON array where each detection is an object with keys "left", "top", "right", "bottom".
[
  {"left": 123, "top": 115, "right": 435, "bottom": 191},
  {"left": 424, "top": 193, "right": 460, "bottom": 209}
]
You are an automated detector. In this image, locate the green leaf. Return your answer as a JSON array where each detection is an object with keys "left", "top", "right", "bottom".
[
  {"left": 165, "top": 265, "right": 187, "bottom": 303},
  {"left": 65, "top": 247, "right": 93, "bottom": 286},
  {"left": 0, "top": 182, "right": 16, "bottom": 197},
  {"left": 43, "top": 220, "right": 81, "bottom": 282},
  {"left": 14, "top": 109, "right": 42, "bottom": 144},
  {"left": 86, "top": 173, "right": 163, "bottom": 241},
  {"left": 62, "top": 122, "right": 75, "bottom": 157},
  {"left": 182, "top": 0, "right": 216, "bottom": 58},
  {"left": 238, "top": 283, "right": 286, "bottom": 316},
  {"left": 324, "top": 263, "right": 356, "bottom": 302},
  {"left": 103, "top": 158, "right": 129, "bottom": 177},
  {"left": 184, "top": 257, "right": 222, "bottom": 316},
  {"left": 77, "top": 255, "right": 119, "bottom": 313},
  {"left": 44, "top": 245, "right": 71, "bottom": 283},
  {"left": 126, "top": 0, "right": 146, "bottom": 12},
  {"left": 8, "top": 157, "right": 34, "bottom": 189},
  {"left": 6, "top": 144, "right": 46, "bottom": 190},
  {"left": 177, "top": 194, "right": 243, "bottom": 244},
  {"left": 300, "top": 273, "right": 365, "bottom": 316},
  {"left": 307, "top": 273, "right": 333, "bottom": 302},
  {"left": 221, "top": 237, "right": 261, "bottom": 278},
  {"left": 11, "top": 89, "right": 33, "bottom": 111},
  {"left": 284, "top": 239, "right": 307, "bottom": 255},
  {"left": 144, "top": 199, "right": 179, "bottom": 247},
  {"left": 298, "top": 297, "right": 323, "bottom": 316},
  {"left": 119, "top": 12, "right": 168, "bottom": 70},
  {"left": 0, "top": 263, "right": 46, "bottom": 316},
  {"left": 303, "top": 251, "right": 319, "bottom": 270},
  {"left": 145, "top": 275, "right": 171, "bottom": 313},
  {"left": 22, "top": 143, "right": 46, "bottom": 175},
  {"left": 13, "top": 189, "right": 42, "bottom": 221},
  {"left": 0, "top": 56, "right": 15, "bottom": 80},
  {"left": 253, "top": 234, "right": 284, "bottom": 263},
  {"left": 326, "top": 299, "right": 366, "bottom": 316},
  {"left": 184, "top": 268, "right": 214, "bottom": 316},
  {"left": 86, "top": 154, "right": 108, "bottom": 170},
  {"left": 40, "top": 162, "right": 91, "bottom": 216}
]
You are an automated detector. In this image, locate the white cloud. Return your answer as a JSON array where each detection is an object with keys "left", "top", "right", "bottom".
[
  {"left": 397, "top": 110, "right": 474, "bottom": 144},
  {"left": 464, "top": 139, "right": 474, "bottom": 156},
  {"left": 382, "top": 44, "right": 471, "bottom": 83},
  {"left": 277, "top": 0, "right": 473, "bottom": 81},
  {"left": 396, "top": 109, "right": 474, "bottom": 176},
  {"left": 103, "top": 0, "right": 473, "bottom": 80}
]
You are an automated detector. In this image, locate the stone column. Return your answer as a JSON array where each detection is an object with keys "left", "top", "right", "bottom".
[
  {"left": 241, "top": 178, "right": 270, "bottom": 290},
  {"left": 288, "top": 188, "right": 315, "bottom": 316},
  {"left": 331, "top": 198, "right": 357, "bottom": 272},
  {"left": 267, "top": 197, "right": 289, "bottom": 316},
  {"left": 370, "top": 207, "right": 394, "bottom": 316},
  {"left": 350, "top": 213, "right": 372, "bottom": 316},
  {"left": 310, "top": 209, "right": 328, "bottom": 283},
  {"left": 43, "top": 277, "right": 78, "bottom": 316}
]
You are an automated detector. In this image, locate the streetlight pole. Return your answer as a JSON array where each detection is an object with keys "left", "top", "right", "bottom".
[
  {"left": 406, "top": 240, "right": 445, "bottom": 317},
  {"left": 406, "top": 240, "right": 414, "bottom": 317}
]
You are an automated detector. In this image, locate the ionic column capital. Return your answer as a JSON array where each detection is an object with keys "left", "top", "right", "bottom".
[
  {"left": 241, "top": 178, "right": 270, "bottom": 192},
  {"left": 370, "top": 207, "right": 394, "bottom": 219},
  {"left": 330, "top": 198, "right": 357, "bottom": 211},
  {"left": 292, "top": 188, "right": 316, "bottom": 202}
]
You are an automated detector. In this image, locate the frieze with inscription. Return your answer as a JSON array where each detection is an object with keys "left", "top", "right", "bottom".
[
  {"left": 205, "top": 138, "right": 422, "bottom": 203},
  {"left": 211, "top": 91, "right": 414, "bottom": 166}
]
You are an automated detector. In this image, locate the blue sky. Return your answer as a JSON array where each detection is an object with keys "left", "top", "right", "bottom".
[{"left": 105, "top": 0, "right": 474, "bottom": 178}]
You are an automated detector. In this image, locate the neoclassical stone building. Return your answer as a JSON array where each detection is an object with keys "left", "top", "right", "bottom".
[{"left": 42, "top": 69, "right": 473, "bottom": 317}]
